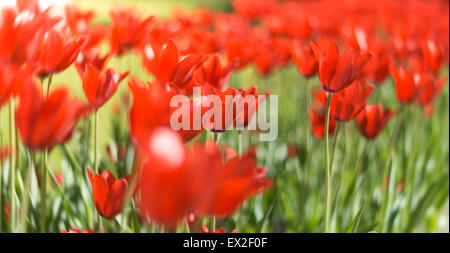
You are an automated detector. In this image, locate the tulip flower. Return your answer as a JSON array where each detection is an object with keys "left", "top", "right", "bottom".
[
  {"left": 87, "top": 168, "right": 129, "bottom": 220},
  {"left": 414, "top": 73, "right": 447, "bottom": 106},
  {"left": 290, "top": 41, "right": 318, "bottom": 78},
  {"left": 193, "top": 54, "right": 237, "bottom": 90},
  {"left": 64, "top": 5, "right": 95, "bottom": 35},
  {"left": 16, "top": 84, "right": 91, "bottom": 150},
  {"left": 390, "top": 66, "right": 444, "bottom": 105},
  {"left": 331, "top": 80, "right": 374, "bottom": 121},
  {"left": 0, "top": 7, "right": 58, "bottom": 65},
  {"left": 37, "top": 29, "right": 87, "bottom": 78},
  {"left": 143, "top": 39, "right": 208, "bottom": 91},
  {"left": 81, "top": 63, "right": 129, "bottom": 109},
  {"left": 310, "top": 40, "right": 372, "bottom": 93},
  {"left": 356, "top": 104, "right": 395, "bottom": 139},
  {"left": 128, "top": 76, "right": 211, "bottom": 144},
  {"left": 0, "top": 65, "right": 32, "bottom": 110},
  {"left": 109, "top": 9, "right": 155, "bottom": 55},
  {"left": 138, "top": 128, "right": 272, "bottom": 227},
  {"left": 390, "top": 65, "right": 419, "bottom": 104},
  {"left": 421, "top": 37, "right": 446, "bottom": 75},
  {"left": 232, "top": 0, "right": 277, "bottom": 20}
]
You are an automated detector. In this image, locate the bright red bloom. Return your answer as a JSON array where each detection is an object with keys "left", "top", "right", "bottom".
[
  {"left": 420, "top": 37, "right": 446, "bottom": 75},
  {"left": 128, "top": 77, "right": 206, "bottom": 144},
  {"left": 390, "top": 65, "right": 417, "bottom": 104},
  {"left": 16, "top": 84, "right": 91, "bottom": 150},
  {"left": 310, "top": 41, "right": 372, "bottom": 93},
  {"left": 331, "top": 80, "right": 374, "bottom": 121},
  {"left": 414, "top": 73, "right": 447, "bottom": 106},
  {"left": 81, "top": 63, "right": 129, "bottom": 109},
  {"left": 363, "top": 40, "right": 391, "bottom": 84},
  {"left": 232, "top": 0, "right": 277, "bottom": 20},
  {"left": 192, "top": 54, "right": 237, "bottom": 90},
  {"left": 61, "top": 227, "right": 94, "bottom": 233},
  {"left": 75, "top": 24, "right": 110, "bottom": 75},
  {"left": 309, "top": 89, "right": 337, "bottom": 139},
  {"left": 198, "top": 84, "right": 272, "bottom": 132},
  {"left": 290, "top": 41, "right": 318, "bottom": 78},
  {"left": 0, "top": 65, "right": 32, "bottom": 110},
  {"left": 109, "top": 9, "right": 155, "bottom": 55},
  {"left": 143, "top": 39, "right": 208, "bottom": 91},
  {"left": 225, "top": 38, "right": 256, "bottom": 71},
  {"left": 0, "top": 7, "right": 58, "bottom": 65},
  {"left": 87, "top": 168, "right": 129, "bottom": 220},
  {"left": 193, "top": 152, "right": 272, "bottom": 218},
  {"left": 389, "top": 65, "right": 439, "bottom": 105},
  {"left": 356, "top": 104, "right": 395, "bottom": 139},
  {"left": 64, "top": 5, "right": 95, "bottom": 35},
  {"left": 138, "top": 128, "right": 272, "bottom": 227},
  {"left": 37, "top": 29, "right": 87, "bottom": 78},
  {"left": 200, "top": 225, "right": 236, "bottom": 233}
]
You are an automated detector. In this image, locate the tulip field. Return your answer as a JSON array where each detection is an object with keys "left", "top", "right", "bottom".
[{"left": 0, "top": 0, "right": 449, "bottom": 234}]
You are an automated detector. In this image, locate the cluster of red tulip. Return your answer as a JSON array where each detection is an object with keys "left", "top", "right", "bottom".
[{"left": 0, "top": 0, "right": 448, "bottom": 233}]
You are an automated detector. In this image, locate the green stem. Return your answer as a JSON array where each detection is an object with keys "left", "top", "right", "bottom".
[
  {"left": 305, "top": 78, "right": 311, "bottom": 153},
  {"left": 211, "top": 216, "right": 216, "bottom": 232},
  {"left": 8, "top": 100, "right": 16, "bottom": 233},
  {"left": 380, "top": 108, "right": 403, "bottom": 232},
  {"left": 93, "top": 109, "right": 99, "bottom": 173},
  {"left": 324, "top": 93, "right": 333, "bottom": 233},
  {"left": 0, "top": 109, "right": 3, "bottom": 231},
  {"left": 185, "top": 218, "right": 190, "bottom": 233},
  {"left": 236, "top": 131, "right": 244, "bottom": 231},
  {"left": 40, "top": 149, "right": 48, "bottom": 233},
  {"left": 19, "top": 151, "right": 34, "bottom": 233}
]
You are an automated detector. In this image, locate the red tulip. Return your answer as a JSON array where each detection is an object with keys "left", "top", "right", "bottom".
[
  {"left": 331, "top": 80, "right": 374, "bottom": 121},
  {"left": 128, "top": 77, "right": 207, "bottom": 144},
  {"left": 232, "top": 0, "right": 277, "bottom": 20},
  {"left": 76, "top": 25, "right": 110, "bottom": 75},
  {"left": 37, "top": 29, "right": 87, "bottom": 78},
  {"left": 356, "top": 104, "right": 395, "bottom": 139},
  {"left": 193, "top": 54, "right": 237, "bottom": 90},
  {"left": 309, "top": 89, "right": 337, "bottom": 139},
  {"left": 64, "top": 5, "right": 95, "bottom": 35},
  {"left": 61, "top": 227, "right": 94, "bottom": 233},
  {"left": 193, "top": 152, "right": 272, "bottom": 218},
  {"left": 389, "top": 65, "right": 439, "bottom": 105},
  {"left": 109, "top": 9, "right": 155, "bottom": 55},
  {"left": 0, "top": 7, "right": 58, "bottom": 65},
  {"left": 0, "top": 65, "right": 32, "bottom": 110},
  {"left": 16, "top": 84, "right": 91, "bottom": 150},
  {"left": 421, "top": 37, "right": 446, "bottom": 75},
  {"left": 414, "top": 73, "right": 447, "bottom": 106},
  {"left": 87, "top": 168, "right": 129, "bottom": 220},
  {"left": 390, "top": 65, "right": 418, "bottom": 104},
  {"left": 138, "top": 128, "right": 272, "bottom": 227},
  {"left": 81, "top": 63, "right": 129, "bottom": 109},
  {"left": 310, "top": 40, "right": 372, "bottom": 93},
  {"left": 290, "top": 40, "right": 318, "bottom": 78},
  {"left": 144, "top": 39, "right": 208, "bottom": 91}
]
